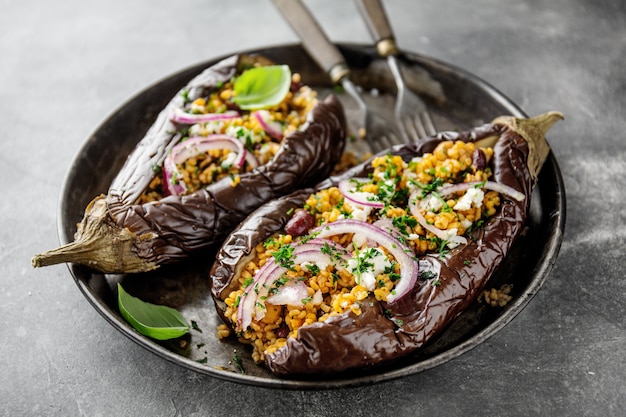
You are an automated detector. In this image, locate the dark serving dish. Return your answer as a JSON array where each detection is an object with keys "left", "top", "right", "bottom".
[{"left": 58, "top": 43, "right": 565, "bottom": 389}]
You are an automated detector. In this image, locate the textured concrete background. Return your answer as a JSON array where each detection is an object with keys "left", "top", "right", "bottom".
[{"left": 1, "top": 0, "right": 624, "bottom": 415}]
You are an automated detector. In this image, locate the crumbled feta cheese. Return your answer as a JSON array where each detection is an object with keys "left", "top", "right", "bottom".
[
  {"left": 204, "top": 121, "right": 224, "bottom": 134},
  {"left": 404, "top": 170, "right": 418, "bottom": 185},
  {"left": 348, "top": 247, "right": 392, "bottom": 291},
  {"left": 461, "top": 219, "right": 473, "bottom": 230},
  {"left": 350, "top": 204, "right": 372, "bottom": 222},
  {"left": 226, "top": 125, "right": 259, "bottom": 144},
  {"left": 374, "top": 172, "right": 396, "bottom": 185},
  {"left": 347, "top": 257, "right": 358, "bottom": 272},
  {"left": 225, "top": 125, "right": 243, "bottom": 138},
  {"left": 189, "top": 102, "right": 205, "bottom": 113},
  {"left": 444, "top": 227, "right": 459, "bottom": 240},
  {"left": 443, "top": 228, "right": 467, "bottom": 249},
  {"left": 312, "top": 290, "right": 323, "bottom": 305},
  {"left": 189, "top": 123, "right": 203, "bottom": 137},
  {"left": 352, "top": 233, "right": 367, "bottom": 247},
  {"left": 220, "top": 151, "right": 238, "bottom": 169},
  {"left": 187, "top": 121, "right": 223, "bottom": 137},
  {"left": 453, "top": 188, "right": 484, "bottom": 211},
  {"left": 420, "top": 194, "right": 444, "bottom": 212},
  {"left": 301, "top": 259, "right": 330, "bottom": 271}
]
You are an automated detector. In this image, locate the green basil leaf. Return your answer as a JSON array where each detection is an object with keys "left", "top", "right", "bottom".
[
  {"left": 117, "top": 283, "right": 189, "bottom": 340},
  {"left": 232, "top": 65, "right": 291, "bottom": 110}
]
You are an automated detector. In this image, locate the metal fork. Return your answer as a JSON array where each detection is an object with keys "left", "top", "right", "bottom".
[
  {"left": 355, "top": 0, "right": 437, "bottom": 142},
  {"left": 272, "top": 0, "right": 401, "bottom": 153}
]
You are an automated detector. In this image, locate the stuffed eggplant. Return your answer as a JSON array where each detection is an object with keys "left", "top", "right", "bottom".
[
  {"left": 32, "top": 54, "right": 346, "bottom": 273},
  {"left": 210, "top": 111, "right": 563, "bottom": 375}
]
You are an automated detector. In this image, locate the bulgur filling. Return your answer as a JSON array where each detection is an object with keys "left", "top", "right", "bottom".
[
  {"left": 218, "top": 140, "right": 523, "bottom": 364},
  {"left": 140, "top": 67, "right": 318, "bottom": 203}
]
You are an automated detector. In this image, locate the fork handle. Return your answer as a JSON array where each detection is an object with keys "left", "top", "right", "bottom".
[
  {"left": 354, "top": 0, "right": 399, "bottom": 57},
  {"left": 272, "top": 0, "right": 350, "bottom": 84}
]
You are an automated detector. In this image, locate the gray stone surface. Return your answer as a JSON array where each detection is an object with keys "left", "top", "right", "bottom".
[{"left": 1, "top": 0, "right": 624, "bottom": 415}]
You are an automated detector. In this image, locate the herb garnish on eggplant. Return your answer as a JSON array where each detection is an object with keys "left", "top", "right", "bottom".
[
  {"left": 210, "top": 112, "right": 563, "bottom": 375},
  {"left": 32, "top": 54, "right": 346, "bottom": 273}
]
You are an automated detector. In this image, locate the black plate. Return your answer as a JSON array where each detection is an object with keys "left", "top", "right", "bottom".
[{"left": 58, "top": 44, "right": 565, "bottom": 389}]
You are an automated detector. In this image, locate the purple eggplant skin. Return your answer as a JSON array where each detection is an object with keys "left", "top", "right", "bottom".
[
  {"left": 109, "top": 93, "right": 346, "bottom": 267},
  {"left": 32, "top": 54, "right": 347, "bottom": 273},
  {"left": 210, "top": 112, "right": 563, "bottom": 376}
]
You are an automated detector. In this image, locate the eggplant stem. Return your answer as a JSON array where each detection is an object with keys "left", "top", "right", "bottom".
[
  {"left": 492, "top": 111, "right": 564, "bottom": 181},
  {"left": 31, "top": 196, "right": 158, "bottom": 273}
]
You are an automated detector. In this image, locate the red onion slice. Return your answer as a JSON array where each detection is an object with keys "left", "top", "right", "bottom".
[
  {"left": 237, "top": 239, "right": 350, "bottom": 330},
  {"left": 162, "top": 135, "right": 259, "bottom": 196},
  {"left": 265, "top": 280, "right": 309, "bottom": 306},
  {"left": 163, "top": 155, "right": 187, "bottom": 196},
  {"left": 338, "top": 178, "right": 384, "bottom": 209},
  {"left": 372, "top": 218, "right": 404, "bottom": 238},
  {"left": 408, "top": 191, "right": 468, "bottom": 247},
  {"left": 170, "top": 107, "right": 240, "bottom": 124},
  {"left": 438, "top": 181, "right": 525, "bottom": 202},
  {"left": 169, "top": 135, "right": 246, "bottom": 166},
  {"left": 312, "top": 219, "right": 418, "bottom": 303},
  {"left": 253, "top": 110, "right": 284, "bottom": 140}
]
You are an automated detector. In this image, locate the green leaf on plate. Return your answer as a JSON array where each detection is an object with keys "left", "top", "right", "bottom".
[
  {"left": 231, "top": 65, "right": 291, "bottom": 110},
  {"left": 117, "top": 283, "right": 189, "bottom": 340}
]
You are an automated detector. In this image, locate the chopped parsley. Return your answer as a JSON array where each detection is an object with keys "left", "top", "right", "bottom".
[
  {"left": 180, "top": 88, "right": 191, "bottom": 103},
  {"left": 263, "top": 237, "right": 277, "bottom": 248},
  {"left": 412, "top": 177, "right": 444, "bottom": 197},
  {"left": 191, "top": 320, "right": 203, "bottom": 333},
  {"left": 231, "top": 353, "right": 245, "bottom": 374},
  {"left": 389, "top": 272, "right": 401, "bottom": 282},
  {"left": 437, "top": 239, "right": 450, "bottom": 258},
  {"left": 272, "top": 244, "right": 295, "bottom": 269},
  {"left": 269, "top": 275, "right": 290, "bottom": 295},
  {"left": 320, "top": 242, "right": 347, "bottom": 264},
  {"left": 419, "top": 270, "right": 438, "bottom": 281},
  {"left": 305, "top": 264, "right": 321, "bottom": 275},
  {"left": 392, "top": 215, "right": 418, "bottom": 235}
]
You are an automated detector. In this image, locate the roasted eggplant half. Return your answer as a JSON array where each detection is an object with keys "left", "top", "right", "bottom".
[
  {"left": 33, "top": 54, "right": 346, "bottom": 273},
  {"left": 210, "top": 112, "right": 563, "bottom": 376}
]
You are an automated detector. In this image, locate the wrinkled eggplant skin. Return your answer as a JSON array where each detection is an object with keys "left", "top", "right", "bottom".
[
  {"left": 210, "top": 121, "right": 536, "bottom": 376},
  {"left": 108, "top": 55, "right": 241, "bottom": 209},
  {"left": 211, "top": 191, "right": 311, "bottom": 308},
  {"left": 106, "top": 55, "right": 346, "bottom": 266}
]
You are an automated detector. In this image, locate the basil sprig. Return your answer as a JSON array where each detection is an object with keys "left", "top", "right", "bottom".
[
  {"left": 117, "top": 284, "right": 189, "bottom": 340},
  {"left": 232, "top": 65, "right": 291, "bottom": 110}
]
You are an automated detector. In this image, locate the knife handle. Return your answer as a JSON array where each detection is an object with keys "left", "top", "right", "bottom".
[
  {"left": 354, "top": 0, "right": 399, "bottom": 57},
  {"left": 272, "top": 0, "right": 350, "bottom": 84}
]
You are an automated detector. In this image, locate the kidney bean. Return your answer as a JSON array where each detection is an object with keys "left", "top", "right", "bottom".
[
  {"left": 285, "top": 209, "right": 314, "bottom": 237},
  {"left": 275, "top": 324, "right": 290, "bottom": 339},
  {"left": 291, "top": 80, "right": 303, "bottom": 92},
  {"left": 472, "top": 149, "right": 487, "bottom": 171}
]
